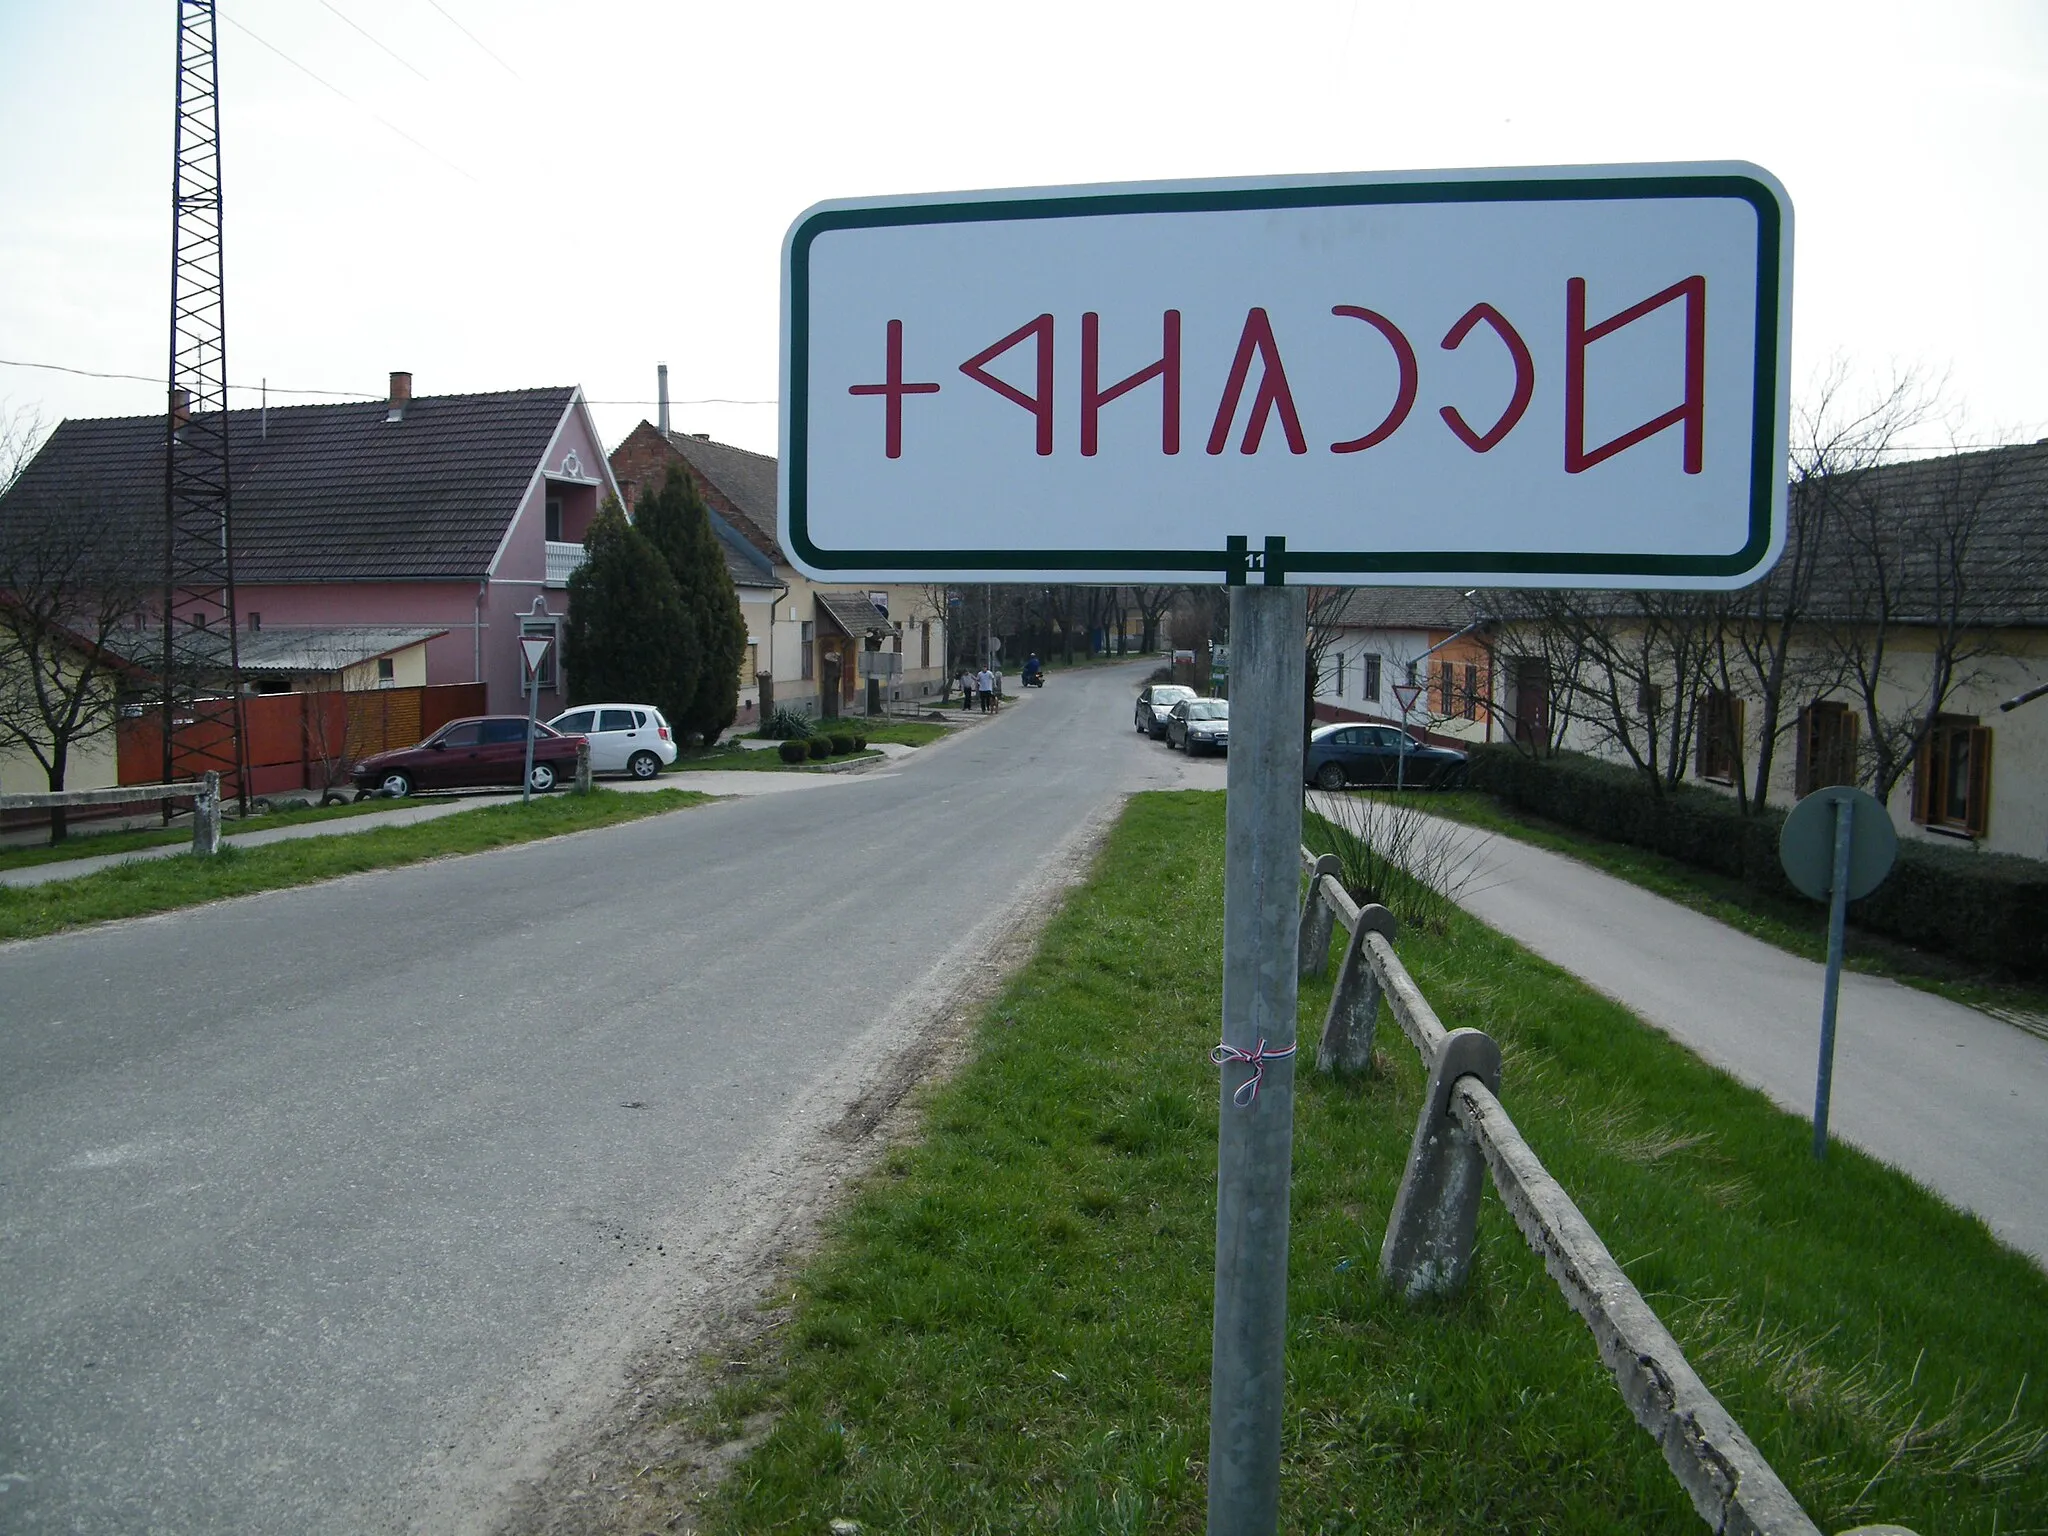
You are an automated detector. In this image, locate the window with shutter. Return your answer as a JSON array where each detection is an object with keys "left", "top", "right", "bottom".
[{"left": 1916, "top": 716, "right": 1992, "bottom": 838}]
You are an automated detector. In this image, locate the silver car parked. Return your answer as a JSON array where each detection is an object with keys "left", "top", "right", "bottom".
[{"left": 1135, "top": 683, "right": 1196, "bottom": 739}]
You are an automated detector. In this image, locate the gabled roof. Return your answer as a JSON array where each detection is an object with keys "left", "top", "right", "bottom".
[
  {"left": 660, "top": 430, "right": 781, "bottom": 558},
  {"left": 815, "top": 590, "right": 896, "bottom": 638},
  {"left": 0, "top": 388, "right": 578, "bottom": 583}
]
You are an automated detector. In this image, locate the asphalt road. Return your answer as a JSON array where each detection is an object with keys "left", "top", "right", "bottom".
[{"left": 0, "top": 663, "right": 1223, "bottom": 1534}]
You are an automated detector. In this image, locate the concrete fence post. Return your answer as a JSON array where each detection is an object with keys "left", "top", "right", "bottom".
[
  {"left": 1295, "top": 853, "right": 1342, "bottom": 979},
  {"left": 574, "top": 739, "right": 592, "bottom": 794},
  {"left": 191, "top": 771, "right": 223, "bottom": 857},
  {"left": 1381, "top": 1027, "right": 1501, "bottom": 1300},
  {"left": 1316, "top": 901, "right": 1396, "bottom": 1075}
]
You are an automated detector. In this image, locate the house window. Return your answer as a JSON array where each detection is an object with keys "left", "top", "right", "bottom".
[
  {"left": 1914, "top": 716, "right": 1992, "bottom": 837},
  {"left": 545, "top": 496, "right": 563, "bottom": 542},
  {"left": 1695, "top": 689, "right": 1743, "bottom": 783},
  {"left": 1436, "top": 659, "right": 1456, "bottom": 715},
  {"left": 1362, "top": 653, "right": 1381, "bottom": 703},
  {"left": 1334, "top": 654, "right": 1346, "bottom": 696},
  {"left": 376, "top": 657, "right": 396, "bottom": 687},
  {"left": 520, "top": 618, "right": 559, "bottom": 692},
  {"left": 746, "top": 643, "right": 759, "bottom": 680},
  {"left": 247, "top": 611, "right": 261, "bottom": 632},
  {"left": 1463, "top": 663, "right": 1480, "bottom": 721},
  {"left": 1637, "top": 681, "right": 1663, "bottom": 718},
  {"left": 1796, "top": 699, "right": 1859, "bottom": 796},
  {"left": 920, "top": 623, "right": 930, "bottom": 669},
  {"left": 800, "top": 621, "right": 815, "bottom": 680}
]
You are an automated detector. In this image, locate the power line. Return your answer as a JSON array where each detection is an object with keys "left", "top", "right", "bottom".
[
  {"left": 0, "top": 355, "right": 378, "bottom": 398},
  {"left": 585, "top": 397, "right": 779, "bottom": 407},
  {"left": 423, "top": 0, "right": 522, "bottom": 81},
  {"left": 315, "top": 0, "right": 429, "bottom": 81},
  {"left": 220, "top": 13, "right": 477, "bottom": 181}
]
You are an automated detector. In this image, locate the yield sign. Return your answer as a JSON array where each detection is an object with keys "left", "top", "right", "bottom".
[
  {"left": 519, "top": 636, "right": 552, "bottom": 677},
  {"left": 1391, "top": 681, "right": 1423, "bottom": 713}
]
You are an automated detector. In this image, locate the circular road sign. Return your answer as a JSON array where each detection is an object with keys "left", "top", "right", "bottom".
[{"left": 1778, "top": 786, "right": 1898, "bottom": 903}]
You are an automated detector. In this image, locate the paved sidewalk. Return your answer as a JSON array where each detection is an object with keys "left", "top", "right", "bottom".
[{"left": 1342, "top": 800, "right": 2048, "bottom": 1267}]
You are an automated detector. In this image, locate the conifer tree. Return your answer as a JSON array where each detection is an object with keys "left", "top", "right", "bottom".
[
  {"left": 635, "top": 468, "right": 747, "bottom": 743},
  {"left": 564, "top": 497, "right": 694, "bottom": 723}
]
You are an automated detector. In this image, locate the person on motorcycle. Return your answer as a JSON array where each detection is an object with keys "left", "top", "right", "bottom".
[{"left": 1023, "top": 653, "right": 1043, "bottom": 687}]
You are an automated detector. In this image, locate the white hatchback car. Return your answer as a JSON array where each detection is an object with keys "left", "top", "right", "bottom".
[{"left": 545, "top": 703, "right": 678, "bottom": 779}]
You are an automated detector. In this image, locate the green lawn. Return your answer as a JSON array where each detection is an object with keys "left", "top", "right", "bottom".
[
  {"left": 741, "top": 718, "right": 951, "bottom": 749},
  {"left": 1388, "top": 789, "right": 2048, "bottom": 1018},
  {"left": 0, "top": 788, "right": 712, "bottom": 942},
  {"left": 0, "top": 795, "right": 398, "bottom": 874},
  {"left": 668, "top": 743, "right": 883, "bottom": 774},
  {"left": 687, "top": 791, "right": 2046, "bottom": 1535}
]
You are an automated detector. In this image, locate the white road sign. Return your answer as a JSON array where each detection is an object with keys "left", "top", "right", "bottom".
[
  {"left": 519, "top": 636, "right": 552, "bottom": 677},
  {"left": 780, "top": 162, "right": 1791, "bottom": 589}
]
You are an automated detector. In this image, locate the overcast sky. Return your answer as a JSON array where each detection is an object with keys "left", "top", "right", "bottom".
[{"left": 2, "top": 0, "right": 2042, "bottom": 461}]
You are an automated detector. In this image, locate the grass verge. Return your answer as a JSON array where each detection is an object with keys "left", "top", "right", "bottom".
[
  {"left": 1396, "top": 789, "right": 2048, "bottom": 1017},
  {"left": 0, "top": 796, "right": 397, "bottom": 873},
  {"left": 0, "top": 788, "right": 711, "bottom": 942},
  {"left": 668, "top": 744, "right": 883, "bottom": 774},
  {"left": 741, "top": 719, "right": 950, "bottom": 749},
  {"left": 687, "top": 791, "right": 2046, "bottom": 1535}
]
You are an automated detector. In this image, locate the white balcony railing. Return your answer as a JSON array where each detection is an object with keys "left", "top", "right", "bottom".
[{"left": 545, "top": 541, "right": 586, "bottom": 588}]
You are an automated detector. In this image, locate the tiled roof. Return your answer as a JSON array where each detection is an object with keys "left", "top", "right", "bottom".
[
  {"left": 1316, "top": 586, "right": 1480, "bottom": 631},
  {"left": 1789, "top": 440, "right": 2048, "bottom": 626},
  {"left": 0, "top": 388, "right": 576, "bottom": 583},
  {"left": 662, "top": 431, "right": 781, "bottom": 557},
  {"left": 815, "top": 589, "right": 896, "bottom": 638}
]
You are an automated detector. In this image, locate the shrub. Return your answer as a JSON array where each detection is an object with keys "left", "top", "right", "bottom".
[
  {"left": 829, "top": 732, "right": 855, "bottom": 755},
  {"left": 1467, "top": 745, "right": 2048, "bottom": 978},
  {"left": 762, "top": 705, "right": 813, "bottom": 741},
  {"left": 852, "top": 733, "right": 868, "bottom": 751},
  {"left": 778, "top": 739, "right": 810, "bottom": 764},
  {"left": 807, "top": 736, "right": 833, "bottom": 760}
]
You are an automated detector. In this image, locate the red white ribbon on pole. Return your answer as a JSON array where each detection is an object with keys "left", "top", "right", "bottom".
[{"left": 1211, "top": 1038, "right": 1297, "bottom": 1108}]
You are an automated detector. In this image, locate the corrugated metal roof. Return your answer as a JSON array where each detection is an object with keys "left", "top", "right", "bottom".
[
  {"left": 236, "top": 625, "right": 448, "bottom": 674},
  {"left": 815, "top": 590, "right": 895, "bottom": 638}
]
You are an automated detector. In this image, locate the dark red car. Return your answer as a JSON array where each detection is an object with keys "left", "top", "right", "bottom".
[{"left": 352, "top": 716, "right": 586, "bottom": 798}]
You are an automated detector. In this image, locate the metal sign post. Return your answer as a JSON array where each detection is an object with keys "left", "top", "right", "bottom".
[
  {"left": 1778, "top": 785, "right": 1896, "bottom": 1159},
  {"left": 519, "top": 636, "right": 551, "bottom": 804},
  {"left": 778, "top": 161, "right": 1793, "bottom": 1536},
  {"left": 1390, "top": 680, "right": 1423, "bottom": 794},
  {"left": 1209, "top": 579, "right": 1306, "bottom": 1532}
]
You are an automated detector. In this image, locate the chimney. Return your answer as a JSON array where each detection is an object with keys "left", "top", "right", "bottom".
[
  {"left": 386, "top": 370, "right": 412, "bottom": 422},
  {"left": 169, "top": 387, "right": 190, "bottom": 432},
  {"left": 657, "top": 363, "right": 670, "bottom": 436}
]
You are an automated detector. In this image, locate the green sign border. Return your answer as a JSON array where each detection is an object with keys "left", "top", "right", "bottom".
[{"left": 784, "top": 172, "right": 1784, "bottom": 583}]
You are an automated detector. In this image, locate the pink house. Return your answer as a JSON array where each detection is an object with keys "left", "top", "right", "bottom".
[{"left": 4, "top": 374, "right": 619, "bottom": 717}]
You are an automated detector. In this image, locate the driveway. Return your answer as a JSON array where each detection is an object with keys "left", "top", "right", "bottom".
[
  {"left": 1315, "top": 795, "right": 2048, "bottom": 1267},
  {"left": 0, "top": 662, "right": 1217, "bottom": 1534}
]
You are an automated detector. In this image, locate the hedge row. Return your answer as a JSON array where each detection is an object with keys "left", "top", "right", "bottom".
[{"left": 1466, "top": 745, "right": 2048, "bottom": 979}]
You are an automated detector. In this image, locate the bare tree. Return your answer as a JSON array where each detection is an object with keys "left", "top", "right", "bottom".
[
  {"left": 1819, "top": 425, "right": 2027, "bottom": 804},
  {"left": 1488, "top": 589, "right": 1719, "bottom": 796},
  {"left": 1129, "top": 584, "right": 1181, "bottom": 653},
  {"left": 0, "top": 420, "right": 158, "bottom": 841}
]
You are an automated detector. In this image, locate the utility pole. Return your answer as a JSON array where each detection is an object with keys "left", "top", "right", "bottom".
[{"left": 161, "top": 0, "right": 248, "bottom": 813}]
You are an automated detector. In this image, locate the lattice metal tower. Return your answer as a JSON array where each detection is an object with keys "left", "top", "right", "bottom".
[{"left": 162, "top": 0, "right": 247, "bottom": 805}]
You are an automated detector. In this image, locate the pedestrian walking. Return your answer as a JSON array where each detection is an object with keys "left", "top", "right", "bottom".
[
  {"left": 977, "top": 666, "right": 995, "bottom": 713},
  {"left": 957, "top": 669, "right": 974, "bottom": 710}
]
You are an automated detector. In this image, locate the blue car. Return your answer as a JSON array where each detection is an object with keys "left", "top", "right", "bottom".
[{"left": 1303, "top": 722, "right": 1467, "bottom": 790}]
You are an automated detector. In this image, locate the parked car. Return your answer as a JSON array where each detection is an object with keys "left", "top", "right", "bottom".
[
  {"left": 546, "top": 703, "right": 676, "bottom": 779},
  {"left": 1166, "top": 697, "right": 1230, "bottom": 754},
  {"left": 352, "top": 716, "right": 585, "bottom": 798},
  {"left": 1135, "top": 683, "right": 1196, "bottom": 739},
  {"left": 1303, "top": 722, "right": 1467, "bottom": 790}
]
